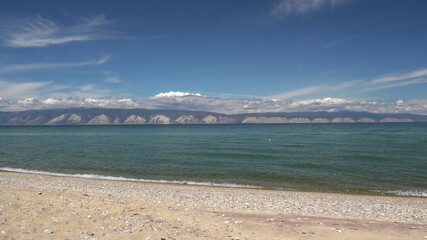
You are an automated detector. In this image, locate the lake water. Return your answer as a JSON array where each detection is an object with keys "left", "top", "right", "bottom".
[{"left": 0, "top": 123, "right": 426, "bottom": 196}]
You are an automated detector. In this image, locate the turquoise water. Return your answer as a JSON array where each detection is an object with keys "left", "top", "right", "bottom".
[{"left": 0, "top": 123, "right": 426, "bottom": 196}]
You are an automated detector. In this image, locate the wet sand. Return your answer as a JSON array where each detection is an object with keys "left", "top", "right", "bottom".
[{"left": 0, "top": 171, "right": 426, "bottom": 239}]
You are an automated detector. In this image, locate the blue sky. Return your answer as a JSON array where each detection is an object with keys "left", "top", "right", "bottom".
[{"left": 0, "top": 0, "right": 426, "bottom": 114}]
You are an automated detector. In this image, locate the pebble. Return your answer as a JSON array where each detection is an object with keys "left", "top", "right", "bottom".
[
  {"left": 409, "top": 226, "right": 419, "bottom": 229},
  {"left": 44, "top": 229, "right": 54, "bottom": 234},
  {"left": 332, "top": 222, "right": 340, "bottom": 225},
  {"left": 84, "top": 231, "right": 95, "bottom": 236},
  {"left": 308, "top": 231, "right": 315, "bottom": 234}
]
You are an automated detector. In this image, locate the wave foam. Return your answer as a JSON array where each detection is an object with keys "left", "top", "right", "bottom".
[
  {"left": 0, "top": 167, "right": 260, "bottom": 189},
  {"left": 384, "top": 190, "right": 427, "bottom": 197},
  {"left": 370, "top": 189, "right": 427, "bottom": 197}
]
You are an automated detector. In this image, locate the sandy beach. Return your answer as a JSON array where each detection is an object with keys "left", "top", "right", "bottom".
[{"left": 0, "top": 171, "right": 426, "bottom": 239}]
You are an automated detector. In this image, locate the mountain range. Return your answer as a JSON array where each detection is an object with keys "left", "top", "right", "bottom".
[{"left": 0, "top": 108, "right": 426, "bottom": 125}]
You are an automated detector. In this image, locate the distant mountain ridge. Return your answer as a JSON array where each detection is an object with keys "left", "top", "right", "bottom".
[{"left": 0, "top": 108, "right": 426, "bottom": 125}]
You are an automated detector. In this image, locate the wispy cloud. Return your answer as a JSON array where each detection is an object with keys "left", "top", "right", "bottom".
[
  {"left": 269, "top": 85, "right": 326, "bottom": 99},
  {"left": 369, "top": 68, "right": 427, "bottom": 85},
  {"left": 365, "top": 78, "right": 427, "bottom": 91},
  {"left": 269, "top": 67, "right": 427, "bottom": 100},
  {"left": 105, "top": 76, "right": 122, "bottom": 83},
  {"left": 0, "top": 56, "right": 110, "bottom": 73},
  {"left": 268, "top": 80, "right": 359, "bottom": 99},
  {"left": 272, "top": 0, "right": 352, "bottom": 18},
  {"left": 0, "top": 15, "right": 115, "bottom": 47},
  {"left": 0, "top": 79, "right": 52, "bottom": 98},
  {"left": 316, "top": 34, "right": 360, "bottom": 52},
  {"left": 65, "top": 84, "right": 115, "bottom": 98}
]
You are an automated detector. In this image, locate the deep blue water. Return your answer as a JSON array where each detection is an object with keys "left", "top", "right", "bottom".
[{"left": 0, "top": 123, "right": 426, "bottom": 196}]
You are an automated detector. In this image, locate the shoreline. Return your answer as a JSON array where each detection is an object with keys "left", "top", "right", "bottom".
[
  {"left": 1, "top": 171, "right": 426, "bottom": 239},
  {"left": 1, "top": 167, "right": 426, "bottom": 198}
]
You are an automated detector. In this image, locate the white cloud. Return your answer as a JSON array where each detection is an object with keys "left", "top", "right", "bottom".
[
  {"left": 153, "top": 91, "right": 203, "bottom": 98},
  {"left": 0, "top": 15, "right": 114, "bottom": 48},
  {"left": 0, "top": 56, "right": 110, "bottom": 73},
  {"left": 290, "top": 97, "right": 351, "bottom": 106},
  {"left": 272, "top": 0, "right": 352, "bottom": 17}
]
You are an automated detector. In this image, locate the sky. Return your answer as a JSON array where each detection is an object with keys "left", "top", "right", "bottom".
[{"left": 0, "top": 0, "right": 427, "bottom": 114}]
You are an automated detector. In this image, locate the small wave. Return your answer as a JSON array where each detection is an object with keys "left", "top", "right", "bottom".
[
  {"left": 384, "top": 190, "right": 427, "bottom": 197},
  {"left": 371, "top": 189, "right": 427, "bottom": 197},
  {"left": 0, "top": 167, "right": 261, "bottom": 189}
]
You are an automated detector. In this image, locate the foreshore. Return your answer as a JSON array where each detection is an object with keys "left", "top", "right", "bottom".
[{"left": 0, "top": 171, "right": 425, "bottom": 239}]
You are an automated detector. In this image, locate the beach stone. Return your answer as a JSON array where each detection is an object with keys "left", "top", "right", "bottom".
[
  {"left": 38, "top": 192, "right": 42, "bottom": 195},
  {"left": 332, "top": 222, "right": 340, "bottom": 225},
  {"left": 308, "top": 231, "right": 315, "bottom": 234},
  {"left": 24, "top": 232, "right": 30, "bottom": 234},
  {"left": 409, "top": 226, "right": 418, "bottom": 229},
  {"left": 44, "top": 229, "right": 54, "bottom": 234},
  {"left": 85, "top": 231, "right": 95, "bottom": 236}
]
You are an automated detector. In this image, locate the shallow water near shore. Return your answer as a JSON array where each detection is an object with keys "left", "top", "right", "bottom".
[{"left": 0, "top": 123, "right": 426, "bottom": 196}]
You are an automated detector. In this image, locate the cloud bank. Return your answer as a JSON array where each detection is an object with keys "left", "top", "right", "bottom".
[{"left": 1, "top": 91, "right": 426, "bottom": 115}]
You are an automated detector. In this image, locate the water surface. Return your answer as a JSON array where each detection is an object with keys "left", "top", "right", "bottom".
[{"left": 0, "top": 123, "right": 426, "bottom": 196}]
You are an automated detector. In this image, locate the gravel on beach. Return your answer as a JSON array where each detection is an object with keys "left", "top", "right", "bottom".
[{"left": 0, "top": 171, "right": 426, "bottom": 239}]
